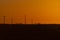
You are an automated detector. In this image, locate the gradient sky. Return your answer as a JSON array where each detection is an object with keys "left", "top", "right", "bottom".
[{"left": 0, "top": 0, "right": 60, "bottom": 24}]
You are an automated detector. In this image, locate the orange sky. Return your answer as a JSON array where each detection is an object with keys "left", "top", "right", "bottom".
[{"left": 0, "top": 0, "right": 60, "bottom": 24}]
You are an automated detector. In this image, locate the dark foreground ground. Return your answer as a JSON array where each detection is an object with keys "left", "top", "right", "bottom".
[{"left": 0, "top": 24, "right": 60, "bottom": 40}]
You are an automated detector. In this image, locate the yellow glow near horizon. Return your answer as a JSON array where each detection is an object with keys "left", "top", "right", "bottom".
[{"left": 0, "top": 0, "right": 60, "bottom": 24}]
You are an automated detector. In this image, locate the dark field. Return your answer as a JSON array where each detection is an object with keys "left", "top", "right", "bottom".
[{"left": 0, "top": 24, "right": 60, "bottom": 40}]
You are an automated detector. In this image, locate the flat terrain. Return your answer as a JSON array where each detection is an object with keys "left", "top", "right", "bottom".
[{"left": 0, "top": 24, "right": 60, "bottom": 40}]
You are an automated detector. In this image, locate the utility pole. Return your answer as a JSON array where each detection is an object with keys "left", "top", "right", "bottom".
[{"left": 3, "top": 16, "right": 5, "bottom": 24}]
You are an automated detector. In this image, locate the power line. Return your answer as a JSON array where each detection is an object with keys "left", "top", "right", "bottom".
[{"left": 2, "top": 16, "right": 36, "bottom": 24}]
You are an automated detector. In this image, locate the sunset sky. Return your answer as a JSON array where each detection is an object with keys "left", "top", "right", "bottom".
[{"left": 0, "top": 0, "right": 60, "bottom": 24}]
